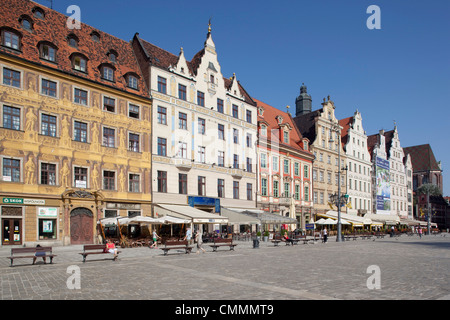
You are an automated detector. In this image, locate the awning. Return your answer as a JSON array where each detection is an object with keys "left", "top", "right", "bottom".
[
  {"left": 322, "top": 211, "right": 371, "bottom": 226},
  {"left": 221, "top": 207, "right": 260, "bottom": 225},
  {"left": 364, "top": 213, "right": 400, "bottom": 225},
  {"left": 154, "top": 204, "right": 229, "bottom": 224},
  {"left": 239, "top": 209, "right": 298, "bottom": 224}
]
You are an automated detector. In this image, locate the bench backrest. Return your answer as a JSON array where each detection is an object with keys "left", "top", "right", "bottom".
[
  {"left": 83, "top": 244, "right": 106, "bottom": 251},
  {"left": 165, "top": 240, "right": 188, "bottom": 246},
  {"left": 11, "top": 247, "right": 52, "bottom": 255},
  {"left": 214, "top": 238, "right": 232, "bottom": 244}
]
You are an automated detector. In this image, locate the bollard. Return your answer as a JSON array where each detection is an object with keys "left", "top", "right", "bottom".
[{"left": 253, "top": 238, "right": 259, "bottom": 249}]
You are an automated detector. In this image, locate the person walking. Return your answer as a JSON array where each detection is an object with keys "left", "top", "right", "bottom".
[
  {"left": 195, "top": 231, "right": 206, "bottom": 254},
  {"left": 323, "top": 227, "right": 328, "bottom": 243},
  {"left": 184, "top": 227, "right": 192, "bottom": 245},
  {"left": 418, "top": 227, "right": 422, "bottom": 239},
  {"left": 150, "top": 229, "right": 160, "bottom": 248}
]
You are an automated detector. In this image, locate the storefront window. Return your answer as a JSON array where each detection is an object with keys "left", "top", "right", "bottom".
[{"left": 38, "top": 218, "right": 56, "bottom": 239}]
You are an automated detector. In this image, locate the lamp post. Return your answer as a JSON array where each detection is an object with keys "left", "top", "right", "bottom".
[{"left": 329, "top": 121, "right": 347, "bottom": 242}]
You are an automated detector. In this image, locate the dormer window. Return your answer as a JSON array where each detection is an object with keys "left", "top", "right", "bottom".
[
  {"left": 72, "top": 54, "right": 87, "bottom": 73},
  {"left": 32, "top": 7, "right": 45, "bottom": 19},
  {"left": 90, "top": 31, "right": 100, "bottom": 42},
  {"left": 258, "top": 107, "right": 264, "bottom": 116},
  {"left": 260, "top": 124, "right": 267, "bottom": 136},
  {"left": 107, "top": 50, "right": 118, "bottom": 63},
  {"left": 283, "top": 131, "right": 289, "bottom": 144},
  {"left": 125, "top": 73, "right": 139, "bottom": 90},
  {"left": 38, "top": 42, "right": 57, "bottom": 62},
  {"left": 100, "top": 64, "right": 115, "bottom": 82},
  {"left": 20, "top": 16, "right": 33, "bottom": 31},
  {"left": 67, "top": 34, "right": 79, "bottom": 48},
  {"left": 1, "top": 29, "right": 21, "bottom": 50}
]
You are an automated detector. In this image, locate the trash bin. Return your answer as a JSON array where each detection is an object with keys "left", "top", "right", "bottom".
[{"left": 253, "top": 238, "right": 259, "bottom": 249}]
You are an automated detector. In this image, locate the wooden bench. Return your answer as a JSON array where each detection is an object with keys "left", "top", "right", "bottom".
[
  {"left": 79, "top": 244, "right": 121, "bottom": 262},
  {"left": 296, "top": 235, "right": 313, "bottom": 244},
  {"left": 344, "top": 234, "right": 357, "bottom": 241},
  {"left": 271, "top": 236, "right": 282, "bottom": 246},
  {"left": 209, "top": 238, "right": 237, "bottom": 252},
  {"left": 375, "top": 233, "right": 385, "bottom": 239},
  {"left": 160, "top": 240, "right": 193, "bottom": 256},
  {"left": 8, "top": 247, "right": 56, "bottom": 267}
]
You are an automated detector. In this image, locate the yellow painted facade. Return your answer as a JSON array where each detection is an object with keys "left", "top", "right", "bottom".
[{"left": 0, "top": 54, "right": 152, "bottom": 246}]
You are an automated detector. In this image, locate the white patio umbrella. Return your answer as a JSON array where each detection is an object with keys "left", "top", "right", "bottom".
[{"left": 315, "top": 218, "right": 327, "bottom": 225}]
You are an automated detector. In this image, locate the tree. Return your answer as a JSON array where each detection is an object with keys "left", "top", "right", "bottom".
[{"left": 417, "top": 183, "right": 442, "bottom": 196}]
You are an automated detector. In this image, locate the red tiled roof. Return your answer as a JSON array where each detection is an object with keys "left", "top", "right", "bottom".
[
  {"left": 339, "top": 116, "right": 353, "bottom": 149},
  {"left": 0, "top": 0, "right": 149, "bottom": 97},
  {"left": 404, "top": 144, "right": 441, "bottom": 173},
  {"left": 254, "top": 98, "right": 311, "bottom": 155}
]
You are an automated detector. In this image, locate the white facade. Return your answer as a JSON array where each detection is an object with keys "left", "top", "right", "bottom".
[
  {"left": 145, "top": 31, "right": 258, "bottom": 212},
  {"left": 386, "top": 127, "right": 409, "bottom": 218},
  {"left": 341, "top": 110, "right": 372, "bottom": 214}
]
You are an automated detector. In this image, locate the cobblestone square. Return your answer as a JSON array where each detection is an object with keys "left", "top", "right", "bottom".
[{"left": 0, "top": 234, "right": 449, "bottom": 301}]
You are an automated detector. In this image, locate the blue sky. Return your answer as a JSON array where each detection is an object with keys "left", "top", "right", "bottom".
[{"left": 36, "top": 0, "right": 450, "bottom": 195}]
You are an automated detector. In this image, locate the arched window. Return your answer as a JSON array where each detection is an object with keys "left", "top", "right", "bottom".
[
  {"left": 90, "top": 31, "right": 100, "bottom": 42},
  {"left": 67, "top": 33, "right": 79, "bottom": 48},
  {"left": 107, "top": 49, "right": 118, "bottom": 63},
  {"left": 32, "top": 7, "right": 45, "bottom": 19},
  {"left": 124, "top": 72, "right": 139, "bottom": 90},
  {"left": 99, "top": 63, "right": 115, "bottom": 82}
]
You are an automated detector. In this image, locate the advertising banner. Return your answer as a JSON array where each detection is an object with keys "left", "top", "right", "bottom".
[{"left": 375, "top": 157, "right": 390, "bottom": 214}]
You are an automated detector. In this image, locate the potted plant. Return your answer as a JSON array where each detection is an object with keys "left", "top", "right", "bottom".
[
  {"left": 263, "top": 231, "right": 269, "bottom": 242},
  {"left": 256, "top": 231, "right": 261, "bottom": 240}
]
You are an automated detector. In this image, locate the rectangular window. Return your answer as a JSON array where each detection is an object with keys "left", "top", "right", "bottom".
[
  {"left": 157, "top": 137, "right": 167, "bottom": 156},
  {"left": 233, "top": 128, "right": 239, "bottom": 144},
  {"left": 247, "top": 183, "right": 253, "bottom": 200},
  {"left": 273, "top": 156, "right": 278, "bottom": 172},
  {"left": 3, "top": 68, "right": 20, "bottom": 88},
  {"left": 273, "top": 180, "right": 279, "bottom": 198},
  {"left": 260, "top": 153, "right": 267, "bottom": 168},
  {"left": 217, "top": 98, "right": 224, "bottom": 113},
  {"left": 304, "top": 186, "right": 309, "bottom": 202},
  {"left": 179, "top": 173, "right": 187, "bottom": 194},
  {"left": 2, "top": 105, "right": 20, "bottom": 130},
  {"left": 284, "top": 131, "right": 289, "bottom": 143},
  {"left": 103, "top": 97, "right": 115, "bottom": 112},
  {"left": 261, "top": 178, "right": 267, "bottom": 196},
  {"left": 198, "top": 118, "right": 205, "bottom": 134},
  {"left": 103, "top": 127, "right": 115, "bottom": 148},
  {"left": 246, "top": 134, "right": 252, "bottom": 148},
  {"left": 295, "top": 184, "right": 300, "bottom": 200},
  {"left": 218, "top": 151, "right": 225, "bottom": 167},
  {"left": 233, "top": 181, "right": 239, "bottom": 199},
  {"left": 128, "top": 133, "right": 140, "bottom": 152},
  {"left": 73, "top": 56, "right": 86, "bottom": 72},
  {"left": 304, "top": 165, "right": 309, "bottom": 178},
  {"left": 198, "top": 176, "right": 206, "bottom": 196},
  {"left": 177, "top": 142, "right": 187, "bottom": 159},
  {"left": 74, "top": 167, "right": 88, "bottom": 188},
  {"left": 197, "top": 91, "right": 205, "bottom": 107},
  {"left": 157, "top": 171, "right": 167, "bottom": 193},
  {"left": 103, "top": 171, "right": 115, "bottom": 190},
  {"left": 41, "top": 79, "right": 57, "bottom": 97},
  {"left": 74, "top": 88, "right": 88, "bottom": 106},
  {"left": 218, "top": 179, "right": 225, "bottom": 198},
  {"left": 246, "top": 157, "right": 252, "bottom": 173},
  {"left": 233, "top": 154, "right": 239, "bottom": 169},
  {"left": 284, "top": 183, "right": 290, "bottom": 198},
  {"left": 102, "top": 66, "right": 114, "bottom": 81},
  {"left": 40, "top": 163, "right": 56, "bottom": 185},
  {"left": 128, "top": 104, "right": 140, "bottom": 119},
  {"left": 246, "top": 110, "right": 252, "bottom": 123},
  {"left": 283, "top": 159, "right": 289, "bottom": 174},
  {"left": 157, "top": 106, "right": 167, "bottom": 125},
  {"left": 178, "top": 84, "right": 187, "bottom": 101},
  {"left": 294, "top": 162, "right": 299, "bottom": 176},
  {"left": 73, "top": 121, "right": 87, "bottom": 143},
  {"left": 129, "top": 174, "right": 140, "bottom": 193},
  {"left": 157, "top": 76, "right": 167, "bottom": 94},
  {"left": 232, "top": 104, "right": 239, "bottom": 119},
  {"left": 3, "top": 31, "right": 20, "bottom": 50},
  {"left": 218, "top": 124, "right": 225, "bottom": 140},
  {"left": 198, "top": 146, "right": 205, "bottom": 163},
  {"left": 41, "top": 114, "right": 57, "bottom": 137},
  {"left": 179, "top": 112, "right": 187, "bottom": 129}
]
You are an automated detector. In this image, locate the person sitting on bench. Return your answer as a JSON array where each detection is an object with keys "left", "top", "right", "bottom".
[
  {"left": 106, "top": 239, "right": 118, "bottom": 260},
  {"left": 33, "top": 244, "right": 47, "bottom": 265},
  {"left": 283, "top": 234, "right": 295, "bottom": 245}
]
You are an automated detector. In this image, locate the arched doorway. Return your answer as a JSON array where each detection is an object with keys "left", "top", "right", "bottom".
[{"left": 70, "top": 207, "right": 93, "bottom": 244}]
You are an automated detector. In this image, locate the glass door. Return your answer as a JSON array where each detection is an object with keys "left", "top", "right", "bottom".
[{"left": 2, "top": 219, "right": 22, "bottom": 245}]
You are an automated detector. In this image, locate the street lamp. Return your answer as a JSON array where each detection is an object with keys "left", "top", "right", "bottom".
[{"left": 328, "top": 121, "right": 347, "bottom": 242}]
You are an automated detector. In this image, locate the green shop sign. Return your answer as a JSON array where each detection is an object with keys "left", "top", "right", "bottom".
[{"left": 2, "top": 198, "right": 23, "bottom": 204}]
